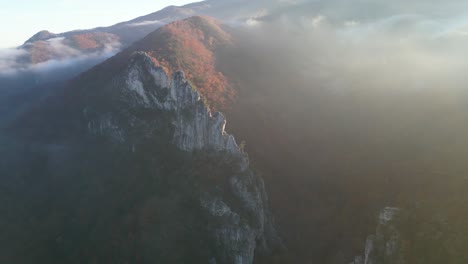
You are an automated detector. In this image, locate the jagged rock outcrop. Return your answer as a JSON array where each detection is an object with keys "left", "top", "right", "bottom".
[
  {"left": 127, "top": 15, "right": 235, "bottom": 111},
  {"left": 350, "top": 207, "right": 405, "bottom": 264},
  {"left": 87, "top": 52, "right": 247, "bottom": 165},
  {"left": 82, "top": 51, "right": 278, "bottom": 263}
]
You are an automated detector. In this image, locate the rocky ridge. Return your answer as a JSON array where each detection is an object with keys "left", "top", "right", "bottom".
[
  {"left": 350, "top": 207, "right": 405, "bottom": 264},
  {"left": 86, "top": 51, "right": 245, "bottom": 164},
  {"left": 81, "top": 51, "right": 278, "bottom": 263}
]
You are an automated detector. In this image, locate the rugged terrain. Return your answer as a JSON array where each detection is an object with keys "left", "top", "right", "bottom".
[
  {"left": 1, "top": 18, "right": 282, "bottom": 264},
  {"left": 3, "top": 5, "right": 468, "bottom": 263}
]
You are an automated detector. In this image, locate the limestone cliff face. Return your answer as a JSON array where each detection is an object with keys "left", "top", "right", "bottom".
[
  {"left": 87, "top": 52, "right": 243, "bottom": 158},
  {"left": 84, "top": 51, "right": 278, "bottom": 263},
  {"left": 350, "top": 207, "right": 405, "bottom": 264}
]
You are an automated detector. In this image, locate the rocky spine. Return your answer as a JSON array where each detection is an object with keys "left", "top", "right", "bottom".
[
  {"left": 85, "top": 51, "right": 278, "bottom": 263},
  {"left": 350, "top": 207, "right": 405, "bottom": 264}
]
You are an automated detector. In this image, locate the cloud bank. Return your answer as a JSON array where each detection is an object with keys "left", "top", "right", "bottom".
[
  {"left": 0, "top": 36, "right": 121, "bottom": 76},
  {"left": 232, "top": 1, "right": 468, "bottom": 95},
  {"left": 218, "top": 0, "right": 468, "bottom": 178}
]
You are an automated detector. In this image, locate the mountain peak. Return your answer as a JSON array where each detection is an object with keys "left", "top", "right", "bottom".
[
  {"left": 107, "top": 50, "right": 246, "bottom": 160},
  {"left": 23, "top": 30, "right": 57, "bottom": 44},
  {"left": 127, "top": 16, "right": 235, "bottom": 111}
]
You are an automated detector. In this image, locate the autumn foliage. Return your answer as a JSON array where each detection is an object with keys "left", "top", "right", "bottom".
[
  {"left": 131, "top": 16, "right": 236, "bottom": 111},
  {"left": 68, "top": 32, "right": 119, "bottom": 50},
  {"left": 22, "top": 32, "right": 119, "bottom": 64}
]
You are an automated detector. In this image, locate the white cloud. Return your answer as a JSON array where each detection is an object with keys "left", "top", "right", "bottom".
[
  {"left": 344, "top": 20, "right": 359, "bottom": 27},
  {"left": 311, "top": 15, "right": 326, "bottom": 28},
  {"left": 126, "top": 20, "right": 164, "bottom": 27},
  {"left": 0, "top": 48, "right": 27, "bottom": 74},
  {"left": 0, "top": 37, "right": 121, "bottom": 76}
]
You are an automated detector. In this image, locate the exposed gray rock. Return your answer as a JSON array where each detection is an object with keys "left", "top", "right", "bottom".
[
  {"left": 84, "top": 51, "right": 278, "bottom": 263},
  {"left": 350, "top": 256, "right": 363, "bottom": 264},
  {"left": 351, "top": 207, "right": 405, "bottom": 264},
  {"left": 379, "top": 207, "right": 400, "bottom": 225},
  {"left": 89, "top": 52, "right": 247, "bottom": 166}
]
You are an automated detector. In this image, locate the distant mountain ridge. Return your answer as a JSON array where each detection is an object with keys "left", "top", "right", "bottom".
[
  {"left": 14, "top": 3, "right": 219, "bottom": 66},
  {"left": 13, "top": 0, "right": 291, "bottom": 68}
]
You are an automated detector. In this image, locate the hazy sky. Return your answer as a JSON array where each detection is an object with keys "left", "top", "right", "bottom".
[{"left": 0, "top": 0, "right": 196, "bottom": 48}]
